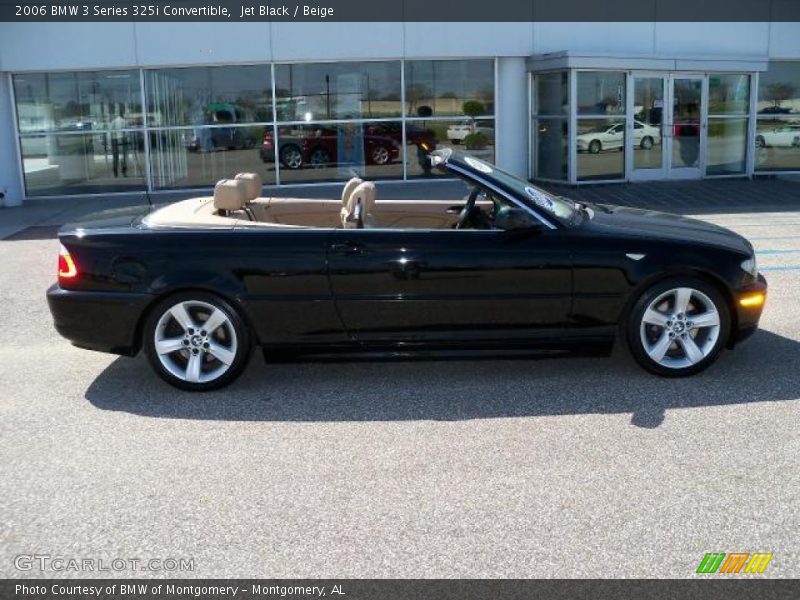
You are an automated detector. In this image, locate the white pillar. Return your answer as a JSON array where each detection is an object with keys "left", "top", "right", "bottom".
[
  {"left": 494, "top": 56, "right": 528, "bottom": 179},
  {"left": 0, "top": 73, "right": 23, "bottom": 207}
]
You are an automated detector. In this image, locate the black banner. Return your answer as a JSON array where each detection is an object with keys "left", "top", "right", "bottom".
[
  {"left": 2, "top": 0, "right": 800, "bottom": 22},
  {"left": 3, "top": 580, "right": 800, "bottom": 600}
]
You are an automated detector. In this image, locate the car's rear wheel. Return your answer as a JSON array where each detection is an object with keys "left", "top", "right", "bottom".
[
  {"left": 626, "top": 278, "right": 730, "bottom": 377},
  {"left": 371, "top": 145, "right": 391, "bottom": 165},
  {"left": 144, "top": 292, "right": 251, "bottom": 391},
  {"left": 640, "top": 136, "right": 654, "bottom": 150},
  {"left": 755, "top": 135, "right": 766, "bottom": 148},
  {"left": 280, "top": 144, "right": 303, "bottom": 169}
]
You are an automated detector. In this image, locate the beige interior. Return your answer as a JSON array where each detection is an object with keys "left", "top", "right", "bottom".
[{"left": 145, "top": 172, "right": 477, "bottom": 230}]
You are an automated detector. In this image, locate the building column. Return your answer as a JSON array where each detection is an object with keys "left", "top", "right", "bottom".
[
  {"left": 0, "top": 73, "right": 23, "bottom": 207},
  {"left": 494, "top": 56, "right": 528, "bottom": 179}
]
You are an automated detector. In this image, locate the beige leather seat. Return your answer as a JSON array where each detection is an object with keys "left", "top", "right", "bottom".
[
  {"left": 213, "top": 179, "right": 249, "bottom": 218},
  {"left": 235, "top": 172, "right": 262, "bottom": 200},
  {"left": 341, "top": 181, "right": 377, "bottom": 228}
]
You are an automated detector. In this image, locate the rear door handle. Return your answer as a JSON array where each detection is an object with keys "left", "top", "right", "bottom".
[{"left": 329, "top": 241, "right": 366, "bottom": 255}]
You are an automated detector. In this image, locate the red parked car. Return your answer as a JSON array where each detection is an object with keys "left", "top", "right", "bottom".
[{"left": 260, "top": 123, "right": 435, "bottom": 169}]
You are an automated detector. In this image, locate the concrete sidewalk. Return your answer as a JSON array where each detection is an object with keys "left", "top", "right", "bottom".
[{"left": 1, "top": 176, "right": 798, "bottom": 240}]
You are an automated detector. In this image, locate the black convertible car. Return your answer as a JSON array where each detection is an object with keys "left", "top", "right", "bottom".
[{"left": 47, "top": 150, "right": 767, "bottom": 391}]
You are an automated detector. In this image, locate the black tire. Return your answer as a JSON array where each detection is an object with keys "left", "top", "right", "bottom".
[
  {"left": 755, "top": 135, "right": 765, "bottom": 148},
  {"left": 280, "top": 144, "right": 303, "bottom": 169},
  {"left": 309, "top": 147, "right": 331, "bottom": 168},
  {"left": 143, "top": 291, "right": 251, "bottom": 391},
  {"left": 626, "top": 277, "right": 731, "bottom": 378},
  {"left": 589, "top": 140, "right": 602, "bottom": 154},
  {"left": 371, "top": 144, "right": 391, "bottom": 165},
  {"left": 640, "top": 136, "right": 654, "bottom": 150}
]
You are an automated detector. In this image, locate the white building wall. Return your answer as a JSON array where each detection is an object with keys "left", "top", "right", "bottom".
[{"left": 0, "top": 75, "right": 23, "bottom": 206}]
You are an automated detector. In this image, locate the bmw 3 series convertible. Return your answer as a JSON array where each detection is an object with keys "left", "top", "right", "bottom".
[{"left": 47, "top": 149, "right": 767, "bottom": 391}]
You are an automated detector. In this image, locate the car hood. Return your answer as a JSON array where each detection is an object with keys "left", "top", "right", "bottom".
[{"left": 584, "top": 204, "right": 753, "bottom": 254}]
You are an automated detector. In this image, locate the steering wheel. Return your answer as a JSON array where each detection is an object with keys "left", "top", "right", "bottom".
[{"left": 456, "top": 186, "right": 482, "bottom": 230}]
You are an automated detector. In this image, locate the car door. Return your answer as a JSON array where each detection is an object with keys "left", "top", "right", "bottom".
[{"left": 326, "top": 225, "right": 572, "bottom": 345}]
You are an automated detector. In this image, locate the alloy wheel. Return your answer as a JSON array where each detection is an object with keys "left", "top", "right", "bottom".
[
  {"left": 309, "top": 148, "right": 330, "bottom": 168},
  {"left": 639, "top": 287, "right": 721, "bottom": 369},
  {"left": 153, "top": 300, "right": 238, "bottom": 384},
  {"left": 281, "top": 146, "right": 303, "bottom": 169},
  {"left": 372, "top": 146, "right": 390, "bottom": 165}
]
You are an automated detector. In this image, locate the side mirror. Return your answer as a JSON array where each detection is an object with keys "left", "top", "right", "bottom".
[{"left": 494, "top": 207, "right": 542, "bottom": 231}]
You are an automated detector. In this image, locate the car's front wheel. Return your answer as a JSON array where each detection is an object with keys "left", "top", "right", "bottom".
[
  {"left": 627, "top": 278, "right": 730, "bottom": 377},
  {"left": 588, "top": 140, "right": 602, "bottom": 154},
  {"left": 144, "top": 292, "right": 251, "bottom": 391}
]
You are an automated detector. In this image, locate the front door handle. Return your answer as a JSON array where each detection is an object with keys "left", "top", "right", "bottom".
[
  {"left": 329, "top": 241, "right": 366, "bottom": 255},
  {"left": 388, "top": 257, "right": 427, "bottom": 280}
]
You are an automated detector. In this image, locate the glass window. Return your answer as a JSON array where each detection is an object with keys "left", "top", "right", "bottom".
[
  {"left": 755, "top": 118, "right": 800, "bottom": 172},
  {"left": 535, "top": 72, "right": 568, "bottom": 116},
  {"left": 19, "top": 132, "right": 146, "bottom": 196},
  {"left": 709, "top": 74, "right": 749, "bottom": 115},
  {"left": 275, "top": 121, "right": 404, "bottom": 184},
  {"left": 533, "top": 118, "right": 568, "bottom": 180},
  {"left": 146, "top": 66, "right": 272, "bottom": 127},
  {"left": 405, "top": 60, "right": 494, "bottom": 118},
  {"left": 758, "top": 61, "right": 800, "bottom": 116},
  {"left": 149, "top": 125, "right": 275, "bottom": 189},
  {"left": 577, "top": 71, "right": 626, "bottom": 116},
  {"left": 406, "top": 118, "right": 495, "bottom": 178},
  {"left": 13, "top": 70, "right": 142, "bottom": 133},
  {"left": 274, "top": 61, "right": 401, "bottom": 121},
  {"left": 576, "top": 118, "right": 625, "bottom": 181},
  {"left": 707, "top": 118, "right": 748, "bottom": 175}
]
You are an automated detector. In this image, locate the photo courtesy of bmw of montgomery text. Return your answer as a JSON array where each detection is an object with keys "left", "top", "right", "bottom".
[{"left": 47, "top": 150, "right": 767, "bottom": 391}]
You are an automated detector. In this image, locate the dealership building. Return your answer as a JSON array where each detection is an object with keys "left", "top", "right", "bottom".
[{"left": 0, "top": 20, "right": 798, "bottom": 206}]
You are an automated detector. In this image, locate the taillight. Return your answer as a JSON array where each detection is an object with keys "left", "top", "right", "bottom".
[{"left": 58, "top": 244, "right": 78, "bottom": 280}]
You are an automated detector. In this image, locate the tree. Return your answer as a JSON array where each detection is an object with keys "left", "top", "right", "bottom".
[
  {"left": 766, "top": 82, "right": 796, "bottom": 108},
  {"left": 462, "top": 100, "right": 485, "bottom": 118}
]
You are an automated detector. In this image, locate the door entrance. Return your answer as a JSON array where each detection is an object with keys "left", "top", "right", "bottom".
[{"left": 628, "top": 74, "right": 707, "bottom": 180}]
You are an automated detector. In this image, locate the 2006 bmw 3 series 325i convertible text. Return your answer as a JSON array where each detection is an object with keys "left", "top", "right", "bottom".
[{"left": 47, "top": 150, "right": 767, "bottom": 391}]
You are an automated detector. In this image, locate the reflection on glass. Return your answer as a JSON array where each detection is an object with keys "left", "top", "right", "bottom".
[
  {"left": 633, "top": 78, "right": 664, "bottom": 170},
  {"left": 149, "top": 126, "right": 274, "bottom": 189},
  {"left": 577, "top": 71, "right": 626, "bottom": 115},
  {"left": 758, "top": 61, "right": 800, "bottom": 116},
  {"left": 707, "top": 118, "right": 747, "bottom": 175},
  {"left": 13, "top": 71, "right": 143, "bottom": 133},
  {"left": 709, "top": 74, "right": 749, "bottom": 115},
  {"left": 672, "top": 78, "right": 702, "bottom": 169},
  {"left": 535, "top": 72, "right": 568, "bottom": 116},
  {"left": 275, "top": 122, "right": 404, "bottom": 183},
  {"left": 533, "top": 118, "right": 568, "bottom": 180},
  {"left": 406, "top": 118, "right": 495, "bottom": 178},
  {"left": 20, "top": 132, "right": 146, "bottom": 196},
  {"left": 576, "top": 118, "right": 625, "bottom": 180},
  {"left": 404, "top": 60, "right": 494, "bottom": 118},
  {"left": 146, "top": 66, "right": 272, "bottom": 127},
  {"left": 755, "top": 118, "right": 800, "bottom": 171},
  {"left": 275, "top": 62, "right": 401, "bottom": 121}
]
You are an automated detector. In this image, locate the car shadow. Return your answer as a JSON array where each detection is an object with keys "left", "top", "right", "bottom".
[{"left": 85, "top": 329, "right": 800, "bottom": 429}]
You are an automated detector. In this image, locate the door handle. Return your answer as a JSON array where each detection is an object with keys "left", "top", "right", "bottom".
[
  {"left": 388, "top": 257, "right": 426, "bottom": 280},
  {"left": 329, "top": 241, "right": 366, "bottom": 255}
]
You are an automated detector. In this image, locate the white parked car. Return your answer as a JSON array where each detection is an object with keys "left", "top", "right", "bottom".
[
  {"left": 576, "top": 120, "right": 661, "bottom": 153},
  {"left": 756, "top": 125, "right": 800, "bottom": 148},
  {"left": 447, "top": 120, "right": 495, "bottom": 144}
]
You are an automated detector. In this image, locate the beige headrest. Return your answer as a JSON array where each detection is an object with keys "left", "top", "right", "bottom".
[
  {"left": 341, "top": 176, "right": 363, "bottom": 207},
  {"left": 235, "top": 172, "right": 262, "bottom": 201},
  {"left": 341, "top": 181, "right": 376, "bottom": 228},
  {"left": 213, "top": 179, "right": 248, "bottom": 211}
]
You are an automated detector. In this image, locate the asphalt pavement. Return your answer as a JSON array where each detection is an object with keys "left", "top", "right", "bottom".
[{"left": 0, "top": 205, "right": 798, "bottom": 578}]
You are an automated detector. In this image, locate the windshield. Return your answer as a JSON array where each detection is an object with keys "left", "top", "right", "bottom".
[{"left": 458, "top": 155, "right": 578, "bottom": 223}]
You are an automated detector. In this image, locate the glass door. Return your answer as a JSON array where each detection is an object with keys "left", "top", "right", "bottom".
[
  {"left": 668, "top": 76, "right": 706, "bottom": 178},
  {"left": 630, "top": 75, "right": 667, "bottom": 180}
]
